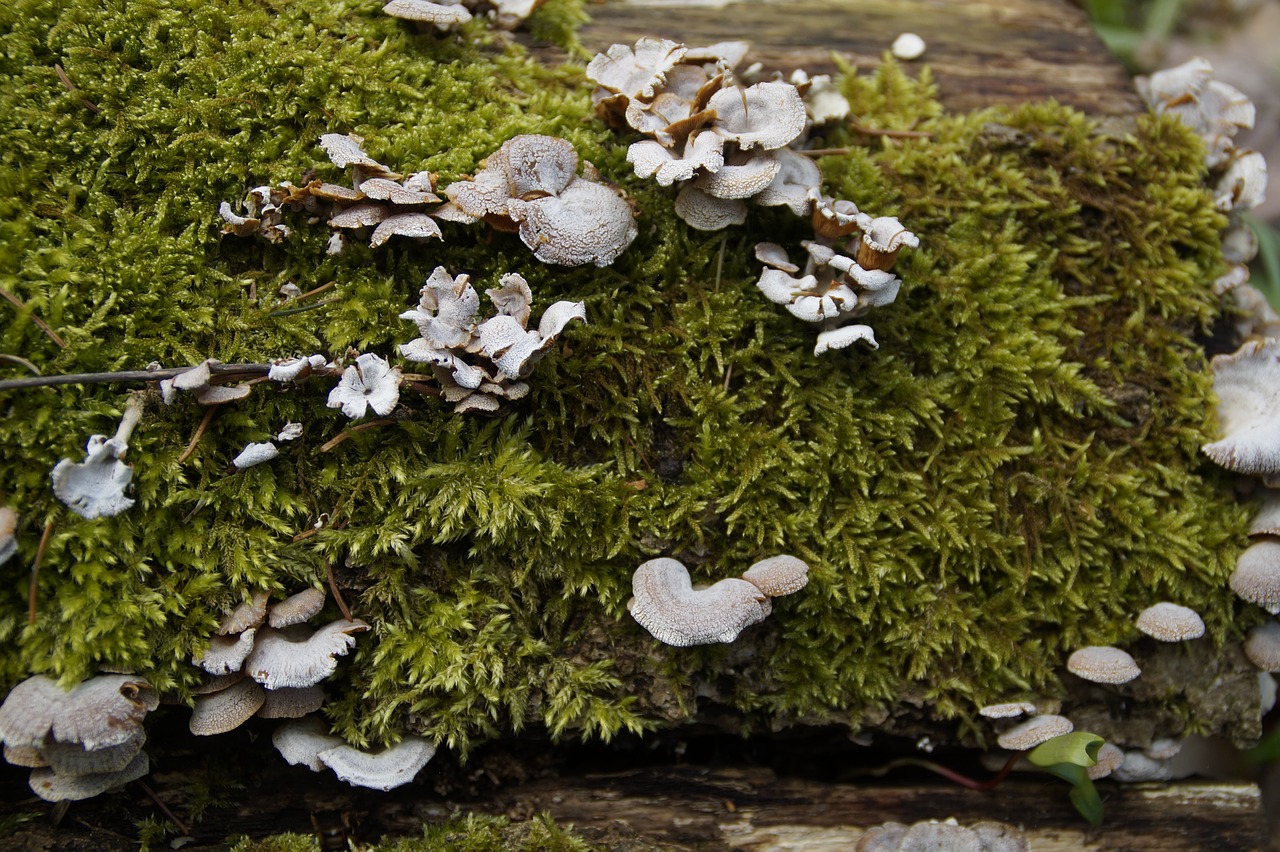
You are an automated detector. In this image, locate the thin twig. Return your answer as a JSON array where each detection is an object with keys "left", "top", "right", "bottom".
[
  {"left": 0, "top": 354, "right": 42, "bottom": 375},
  {"left": 177, "top": 406, "right": 218, "bottom": 464},
  {"left": 29, "top": 520, "right": 54, "bottom": 625},
  {"left": 326, "top": 560, "right": 353, "bottom": 622},
  {"left": 318, "top": 418, "right": 394, "bottom": 453},
  {"left": 296, "top": 280, "right": 337, "bottom": 301},
  {"left": 0, "top": 287, "right": 67, "bottom": 348},
  {"left": 0, "top": 362, "right": 276, "bottom": 391},
  {"left": 135, "top": 779, "right": 191, "bottom": 835},
  {"left": 53, "top": 64, "right": 100, "bottom": 114}
]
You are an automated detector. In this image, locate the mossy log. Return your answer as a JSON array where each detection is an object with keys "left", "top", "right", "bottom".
[{"left": 0, "top": 0, "right": 1269, "bottom": 847}]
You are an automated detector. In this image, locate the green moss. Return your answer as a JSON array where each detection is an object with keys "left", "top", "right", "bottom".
[
  {"left": 230, "top": 813, "right": 604, "bottom": 851},
  {"left": 0, "top": 0, "right": 1255, "bottom": 758}
]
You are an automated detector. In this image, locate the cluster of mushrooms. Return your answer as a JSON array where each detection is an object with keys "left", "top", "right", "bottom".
[
  {"left": 382, "top": 0, "right": 544, "bottom": 32},
  {"left": 628, "top": 554, "right": 809, "bottom": 646},
  {"left": 587, "top": 37, "right": 918, "bottom": 356},
  {"left": 222, "top": 133, "right": 636, "bottom": 269}
]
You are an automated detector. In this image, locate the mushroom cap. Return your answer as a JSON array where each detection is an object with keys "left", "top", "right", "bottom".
[
  {"left": 486, "top": 273, "right": 534, "bottom": 327},
  {"left": 694, "top": 152, "right": 780, "bottom": 200},
  {"left": 707, "top": 82, "right": 807, "bottom": 151},
  {"left": 326, "top": 354, "right": 402, "bottom": 419},
  {"left": 587, "top": 37, "right": 688, "bottom": 104},
  {"left": 28, "top": 751, "right": 149, "bottom": 803},
  {"left": 1087, "top": 742, "right": 1125, "bottom": 781},
  {"left": 1215, "top": 149, "right": 1268, "bottom": 213},
  {"left": 256, "top": 685, "right": 327, "bottom": 720},
  {"left": 189, "top": 678, "right": 266, "bottom": 736},
  {"left": 51, "top": 435, "right": 135, "bottom": 520},
  {"left": 857, "top": 214, "right": 920, "bottom": 253},
  {"left": 370, "top": 212, "right": 443, "bottom": 248},
  {"left": 1134, "top": 602, "right": 1205, "bottom": 642},
  {"left": 0, "top": 675, "right": 156, "bottom": 752},
  {"left": 0, "top": 506, "right": 16, "bottom": 566},
  {"left": 243, "top": 620, "right": 369, "bottom": 690},
  {"left": 269, "top": 588, "right": 327, "bottom": 629},
  {"left": 1066, "top": 645, "right": 1141, "bottom": 684},
  {"left": 273, "top": 718, "right": 344, "bottom": 772},
  {"left": 978, "top": 701, "right": 1036, "bottom": 719},
  {"left": 673, "top": 185, "right": 747, "bottom": 231},
  {"left": 232, "top": 442, "right": 279, "bottom": 471},
  {"left": 382, "top": 0, "right": 472, "bottom": 28},
  {"left": 318, "top": 134, "right": 382, "bottom": 170},
  {"left": 506, "top": 179, "right": 637, "bottom": 267},
  {"left": 1231, "top": 539, "right": 1280, "bottom": 613},
  {"left": 740, "top": 555, "right": 810, "bottom": 597},
  {"left": 357, "top": 177, "right": 438, "bottom": 206},
  {"left": 1244, "top": 621, "right": 1280, "bottom": 672},
  {"left": 814, "top": 325, "right": 878, "bottom": 356},
  {"left": 628, "top": 558, "right": 771, "bottom": 647},
  {"left": 194, "top": 628, "right": 257, "bottom": 675},
  {"left": 317, "top": 738, "right": 437, "bottom": 791},
  {"left": 627, "top": 132, "right": 725, "bottom": 186},
  {"left": 1252, "top": 493, "right": 1280, "bottom": 537},
  {"left": 995, "top": 714, "right": 1073, "bottom": 750},
  {"left": 43, "top": 727, "right": 145, "bottom": 775},
  {"left": 1111, "top": 750, "right": 1172, "bottom": 783},
  {"left": 1203, "top": 339, "right": 1280, "bottom": 476},
  {"left": 753, "top": 147, "right": 823, "bottom": 215},
  {"left": 4, "top": 743, "right": 48, "bottom": 768},
  {"left": 400, "top": 266, "right": 481, "bottom": 350},
  {"left": 329, "top": 201, "right": 391, "bottom": 229},
  {"left": 498, "top": 135, "right": 579, "bottom": 198},
  {"left": 218, "top": 590, "right": 271, "bottom": 635},
  {"left": 196, "top": 384, "right": 253, "bottom": 405},
  {"left": 891, "top": 33, "right": 927, "bottom": 61}
]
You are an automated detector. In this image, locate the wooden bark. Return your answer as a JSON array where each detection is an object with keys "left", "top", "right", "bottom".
[{"left": 574, "top": 0, "right": 1145, "bottom": 115}]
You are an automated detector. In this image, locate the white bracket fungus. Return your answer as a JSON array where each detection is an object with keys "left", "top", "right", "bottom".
[
  {"left": 28, "top": 752, "right": 150, "bottom": 802},
  {"left": 326, "top": 353, "right": 402, "bottom": 419},
  {"left": 51, "top": 394, "right": 145, "bottom": 519},
  {"left": 0, "top": 506, "right": 16, "bottom": 566},
  {"left": 1231, "top": 539, "right": 1280, "bottom": 613},
  {"left": 1244, "top": 621, "right": 1280, "bottom": 672},
  {"left": 400, "top": 265, "right": 586, "bottom": 413},
  {"left": 442, "top": 135, "right": 637, "bottom": 266},
  {"left": 995, "top": 714, "right": 1073, "bottom": 751},
  {"left": 268, "top": 588, "right": 327, "bottom": 628},
  {"left": 268, "top": 354, "right": 328, "bottom": 384},
  {"left": 1203, "top": 339, "right": 1280, "bottom": 479},
  {"left": 189, "top": 678, "right": 266, "bottom": 736},
  {"left": 231, "top": 442, "right": 279, "bottom": 471},
  {"left": 628, "top": 555, "right": 809, "bottom": 647},
  {"left": 978, "top": 701, "right": 1037, "bottom": 719},
  {"left": 272, "top": 717, "right": 436, "bottom": 790},
  {"left": 382, "top": 0, "right": 545, "bottom": 31},
  {"left": 243, "top": 620, "right": 369, "bottom": 690},
  {"left": 858, "top": 819, "right": 1027, "bottom": 851},
  {"left": 1066, "top": 645, "right": 1141, "bottom": 684},
  {"left": 1134, "top": 602, "right": 1205, "bottom": 642},
  {"left": 1253, "top": 492, "right": 1280, "bottom": 538}
]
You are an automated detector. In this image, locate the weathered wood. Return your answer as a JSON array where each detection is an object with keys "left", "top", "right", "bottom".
[{"left": 576, "top": 0, "right": 1145, "bottom": 115}]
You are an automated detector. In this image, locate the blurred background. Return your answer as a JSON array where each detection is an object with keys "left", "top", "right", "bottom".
[{"left": 1083, "top": 0, "right": 1280, "bottom": 307}]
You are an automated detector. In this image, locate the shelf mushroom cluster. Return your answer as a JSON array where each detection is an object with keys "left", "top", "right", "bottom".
[
  {"left": 1137, "top": 59, "right": 1268, "bottom": 309},
  {"left": 221, "top": 133, "right": 636, "bottom": 268},
  {"left": 382, "top": 0, "right": 545, "bottom": 32},
  {"left": 0, "top": 674, "right": 157, "bottom": 801},
  {"left": 189, "top": 589, "right": 367, "bottom": 736},
  {"left": 628, "top": 554, "right": 809, "bottom": 646},
  {"left": 273, "top": 716, "right": 437, "bottom": 791},
  {"left": 399, "top": 265, "right": 587, "bottom": 413}
]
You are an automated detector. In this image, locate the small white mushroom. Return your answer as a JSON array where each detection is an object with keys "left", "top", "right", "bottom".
[
  {"left": 317, "top": 738, "right": 437, "bottom": 791},
  {"left": 1231, "top": 540, "right": 1280, "bottom": 613},
  {"left": 627, "top": 133, "right": 726, "bottom": 186},
  {"left": 505, "top": 178, "right": 638, "bottom": 267},
  {"left": 243, "top": 620, "right": 369, "bottom": 690},
  {"left": 1110, "top": 750, "right": 1172, "bottom": 783},
  {"left": 1245, "top": 621, "right": 1280, "bottom": 672},
  {"left": 1214, "top": 150, "right": 1268, "bottom": 212},
  {"left": 51, "top": 396, "right": 145, "bottom": 519},
  {"left": 1202, "top": 339, "right": 1280, "bottom": 476},
  {"left": 707, "top": 81, "right": 807, "bottom": 151},
  {"left": 28, "top": 752, "right": 149, "bottom": 802},
  {"left": 268, "top": 354, "right": 327, "bottom": 384},
  {"left": 978, "top": 701, "right": 1037, "bottom": 719},
  {"left": 856, "top": 214, "right": 920, "bottom": 271},
  {"left": 194, "top": 628, "right": 257, "bottom": 675},
  {"left": 329, "top": 202, "right": 391, "bottom": 229},
  {"left": 0, "top": 675, "right": 157, "bottom": 752},
  {"left": 754, "top": 148, "right": 822, "bottom": 215},
  {"left": 996, "top": 714, "right": 1073, "bottom": 751},
  {"left": 382, "top": 0, "right": 473, "bottom": 29},
  {"left": 196, "top": 384, "right": 252, "bottom": 405},
  {"left": 273, "top": 718, "right": 346, "bottom": 771},
  {"left": 232, "top": 442, "right": 279, "bottom": 471},
  {"left": 318, "top": 134, "right": 383, "bottom": 170},
  {"left": 740, "top": 555, "right": 809, "bottom": 596},
  {"left": 1067, "top": 646, "right": 1141, "bottom": 684},
  {"left": 891, "top": 33, "right": 926, "bottom": 61},
  {"left": 369, "top": 212, "right": 443, "bottom": 248},
  {"left": 814, "top": 325, "right": 878, "bottom": 356},
  {"left": 189, "top": 679, "right": 266, "bottom": 736},
  {"left": 673, "top": 185, "right": 748, "bottom": 230},
  {"left": 256, "top": 686, "right": 326, "bottom": 720},
  {"left": 277, "top": 422, "right": 304, "bottom": 442},
  {"left": 1253, "top": 493, "right": 1280, "bottom": 537},
  {"left": 694, "top": 152, "right": 781, "bottom": 200},
  {"left": 1087, "top": 742, "right": 1125, "bottom": 780},
  {"left": 1135, "top": 602, "right": 1205, "bottom": 642},
  {"left": 326, "top": 353, "right": 402, "bottom": 419},
  {"left": 269, "top": 588, "right": 327, "bottom": 628},
  {"left": 586, "top": 37, "right": 689, "bottom": 110},
  {"left": 628, "top": 558, "right": 772, "bottom": 646},
  {"left": 218, "top": 590, "right": 271, "bottom": 635},
  {"left": 0, "top": 507, "right": 16, "bottom": 566}
]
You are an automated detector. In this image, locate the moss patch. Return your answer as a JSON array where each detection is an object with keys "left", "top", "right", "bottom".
[{"left": 0, "top": 0, "right": 1257, "bottom": 758}]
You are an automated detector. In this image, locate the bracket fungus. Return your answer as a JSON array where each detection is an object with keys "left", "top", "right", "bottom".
[
  {"left": 382, "top": 0, "right": 545, "bottom": 31},
  {"left": 1066, "top": 646, "right": 1141, "bottom": 685},
  {"left": 1134, "top": 603, "right": 1205, "bottom": 642},
  {"left": 51, "top": 394, "right": 144, "bottom": 519},
  {"left": 1231, "top": 539, "right": 1280, "bottom": 613},
  {"left": 442, "top": 135, "right": 636, "bottom": 267},
  {"left": 400, "top": 265, "right": 586, "bottom": 412},
  {"left": 0, "top": 506, "right": 16, "bottom": 565},
  {"left": 1202, "top": 339, "right": 1280, "bottom": 479},
  {"left": 326, "top": 353, "right": 402, "bottom": 419},
  {"left": 628, "top": 555, "right": 809, "bottom": 647},
  {"left": 995, "top": 714, "right": 1073, "bottom": 751},
  {"left": 1244, "top": 621, "right": 1280, "bottom": 672},
  {"left": 857, "top": 820, "right": 1027, "bottom": 852},
  {"left": 273, "top": 717, "right": 436, "bottom": 790},
  {"left": 978, "top": 701, "right": 1037, "bottom": 720},
  {"left": 0, "top": 674, "right": 157, "bottom": 801}
]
